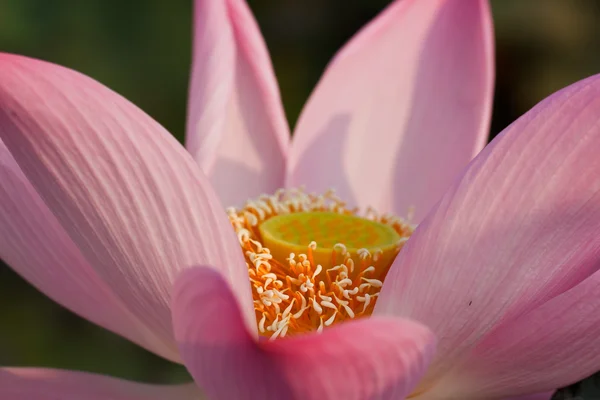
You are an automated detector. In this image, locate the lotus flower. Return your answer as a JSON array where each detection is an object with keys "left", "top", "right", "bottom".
[{"left": 2, "top": 0, "right": 600, "bottom": 399}]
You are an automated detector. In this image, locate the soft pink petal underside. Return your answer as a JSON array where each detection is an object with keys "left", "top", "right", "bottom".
[
  {"left": 288, "top": 0, "right": 494, "bottom": 221},
  {"left": 438, "top": 271, "right": 600, "bottom": 398},
  {"left": 186, "top": 0, "right": 290, "bottom": 207},
  {"left": 0, "top": 368, "right": 201, "bottom": 400},
  {"left": 0, "top": 54, "right": 256, "bottom": 347},
  {"left": 377, "top": 74, "right": 600, "bottom": 386},
  {"left": 0, "top": 141, "right": 178, "bottom": 361},
  {"left": 172, "top": 266, "right": 436, "bottom": 400}
]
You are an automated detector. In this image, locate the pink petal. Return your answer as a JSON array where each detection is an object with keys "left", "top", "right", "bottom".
[
  {"left": 376, "top": 73, "right": 600, "bottom": 386},
  {"left": 0, "top": 141, "right": 179, "bottom": 362},
  {"left": 0, "top": 368, "right": 201, "bottom": 400},
  {"left": 0, "top": 54, "right": 256, "bottom": 348},
  {"left": 172, "top": 266, "right": 436, "bottom": 400},
  {"left": 186, "top": 0, "right": 290, "bottom": 207},
  {"left": 437, "top": 271, "right": 600, "bottom": 398},
  {"left": 287, "top": 0, "right": 494, "bottom": 221}
]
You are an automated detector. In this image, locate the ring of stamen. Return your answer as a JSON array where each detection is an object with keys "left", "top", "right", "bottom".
[{"left": 227, "top": 188, "right": 414, "bottom": 340}]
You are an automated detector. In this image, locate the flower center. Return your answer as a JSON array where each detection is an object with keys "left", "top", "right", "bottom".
[{"left": 227, "top": 188, "right": 413, "bottom": 339}]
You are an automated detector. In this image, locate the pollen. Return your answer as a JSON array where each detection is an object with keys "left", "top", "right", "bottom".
[{"left": 227, "top": 188, "right": 414, "bottom": 340}]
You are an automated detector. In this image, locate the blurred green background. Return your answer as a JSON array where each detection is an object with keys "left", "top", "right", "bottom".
[{"left": 1, "top": 0, "right": 600, "bottom": 397}]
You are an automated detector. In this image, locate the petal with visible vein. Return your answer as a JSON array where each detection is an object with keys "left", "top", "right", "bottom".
[
  {"left": 0, "top": 141, "right": 179, "bottom": 361},
  {"left": 436, "top": 271, "right": 600, "bottom": 398},
  {"left": 377, "top": 74, "right": 600, "bottom": 386},
  {"left": 186, "top": 0, "right": 290, "bottom": 207},
  {"left": 288, "top": 0, "right": 494, "bottom": 221},
  {"left": 0, "top": 53, "right": 256, "bottom": 349}
]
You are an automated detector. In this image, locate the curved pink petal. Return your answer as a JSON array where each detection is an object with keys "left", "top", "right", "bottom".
[
  {"left": 435, "top": 271, "right": 600, "bottom": 398},
  {"left": 186, "top": 0, "right": 290, "bottom": 208},
  {"left": 172, "top": 266, "right": 436, "bottom": 400},
  {"left": 376, "top": 73, "right": 600, "bottom": 386},
  {"left": 0, "top": 368, "right": 201, "bottom": 399},
  {"left": 0, "top": 54, "right": 256, "bottom": 348},
  {"left": 287, "top": 0, "right": 494, "bottom": 221},
  {"left": 0, "top": 141, "right": 179, "bottom": 362}
]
